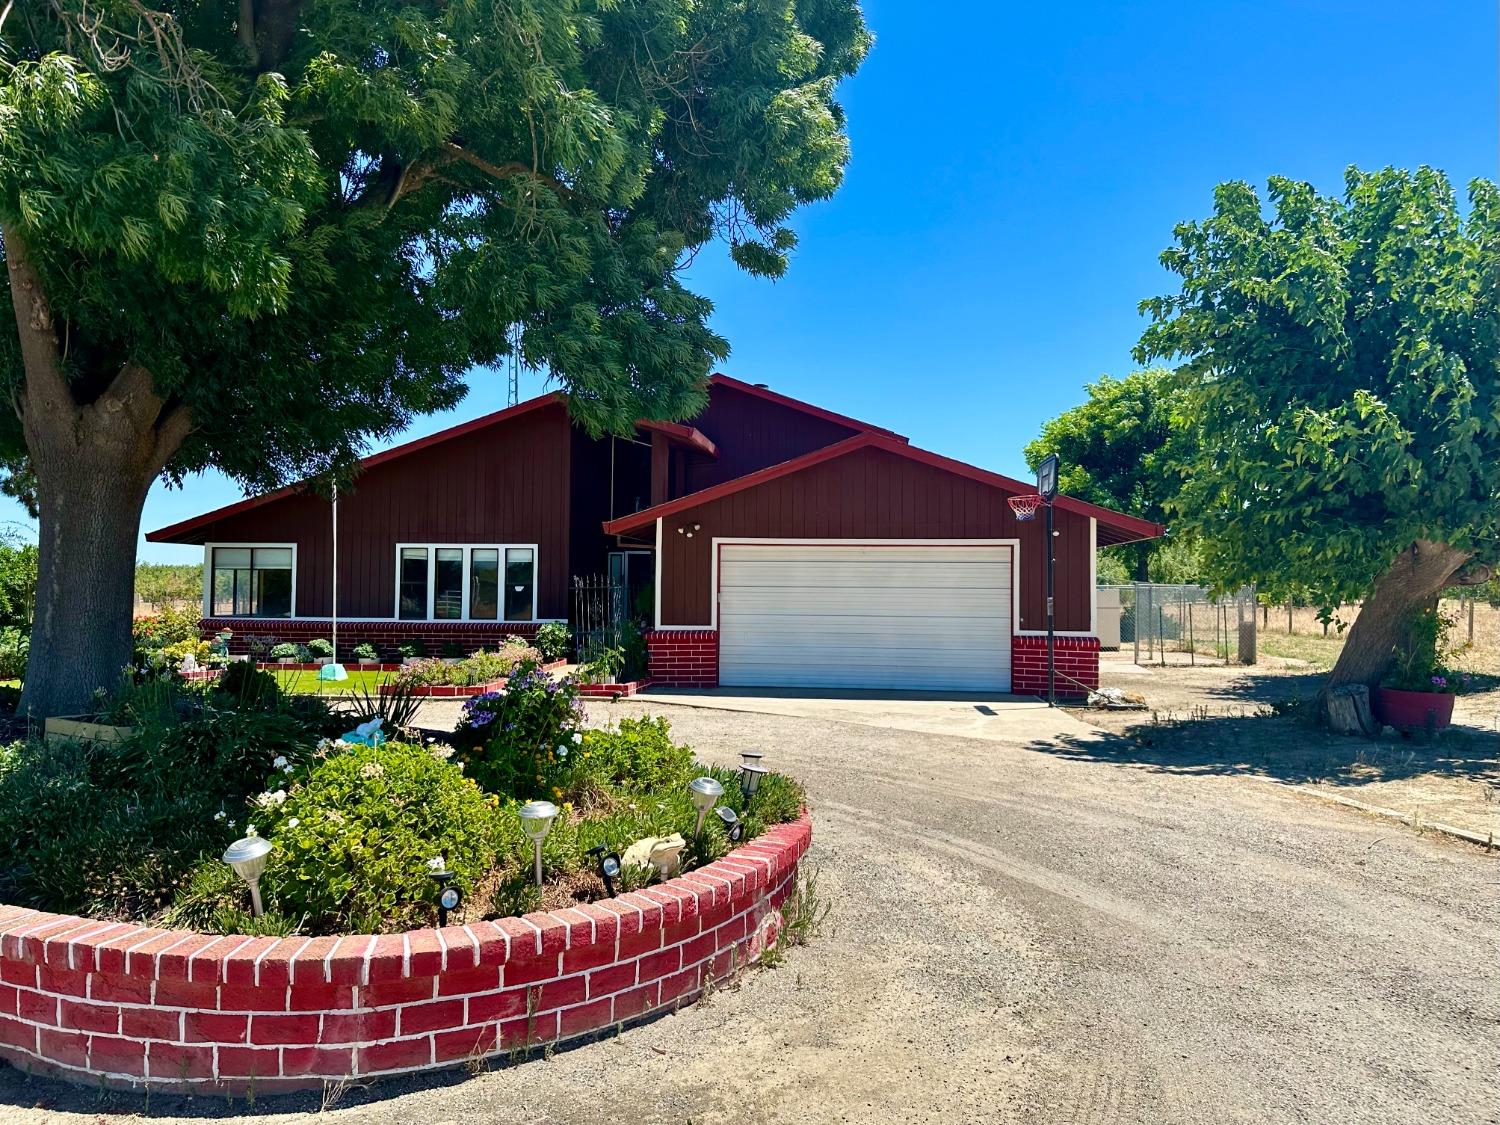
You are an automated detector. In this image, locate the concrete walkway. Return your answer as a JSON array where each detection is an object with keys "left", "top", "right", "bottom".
[{"left": 633, "top": 685, "right": 1103, "bottom": 745}]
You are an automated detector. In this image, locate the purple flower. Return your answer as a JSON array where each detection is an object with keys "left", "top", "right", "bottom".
[{"left": 1431, "top": 675, "right": 1447, "bottom": 687}]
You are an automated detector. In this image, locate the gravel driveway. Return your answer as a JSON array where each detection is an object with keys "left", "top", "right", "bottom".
[{"left": 2, "top": 700, "right": 1493, "bottom": 1124}]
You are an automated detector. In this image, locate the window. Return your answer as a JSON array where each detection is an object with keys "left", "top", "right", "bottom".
[
  {"left": 394, "top": 544, "right": 537, "bottom": 621},
  {"left": 209, "top": 546, "right": 293, "bottom": 617},
  {"left": 505, "top": 548, "right": 535, "bottom": 621},
  {"left": 399, "top": 548, "right": 428, "bottom": 620}
]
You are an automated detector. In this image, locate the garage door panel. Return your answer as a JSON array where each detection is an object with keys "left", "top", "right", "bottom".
[{"left": 717, "top": 544, "right": 1011, "bottom": 692}]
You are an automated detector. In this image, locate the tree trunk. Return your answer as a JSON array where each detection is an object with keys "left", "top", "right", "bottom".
[
  {"left": 1134, "top": 543, "right": 1151, "bottom": 582},
  {"left": 4, "top": 221, "right": 192, "bottom": 718},
  {"left": 1321, "top": 539, "right": 1473, "bottom": 729},
  {"left": 21, "top": 460, "right": 155, "bottom": 719}
]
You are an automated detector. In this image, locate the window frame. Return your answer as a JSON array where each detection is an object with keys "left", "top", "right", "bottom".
[
  {"left": 202, "top": 542, "right": 298, "bottom": 618},
  {"left": 392, "top": 543, "right": 538, "bottom": 622}
]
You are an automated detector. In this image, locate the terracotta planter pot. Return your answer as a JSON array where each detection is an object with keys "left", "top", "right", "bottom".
[{"left": 1374, "top": 687, "right": 1456, "bottom": 732}]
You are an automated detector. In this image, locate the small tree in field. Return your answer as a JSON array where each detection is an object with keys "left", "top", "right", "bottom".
[
  {"left": 1137, "top": 167, "right": 1498, "bottom": 717},
  {"left": 1, "top": 0, "right": 870, "bottom": 715}
]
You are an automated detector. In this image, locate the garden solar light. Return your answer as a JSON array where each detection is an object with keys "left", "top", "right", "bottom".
[
  {"left": 715, "top": 805, "right": 744, "bottom": 843},
  {"left": 222, "top": 835, "right": 273, "bottom": 917},
  {"left": 740, "top": 763, "right": 767, "bottom": 801},
  {"left": 588, "top": 844, "right": 623, "bottom": 897},
  {"left": 739, "top": 750, "right": 763, "bottom": 770},
  {"left": 427, "top": 858, "right": 462, "bottom": 926},
  {"left": 519, "top": 800, "right": 559, "bottom": 886},
  {"left": 689, "top": 775, "right": 724, "bottom": 835}
]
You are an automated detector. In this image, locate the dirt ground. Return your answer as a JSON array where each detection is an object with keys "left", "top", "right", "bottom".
[{"left": 1080, "top": 651, "right": 1500, "bottom": 840}]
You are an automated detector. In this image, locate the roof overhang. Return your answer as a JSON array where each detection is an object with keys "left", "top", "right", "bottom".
[
  {"left": 708, "top": 373, "right": 906, "bottom": 442},
  {"left": 636, "top": 420, "right": 718, "bottom": 458},
  {"left": 602, "top": 432, "right": 1165, "bottom": 546}
]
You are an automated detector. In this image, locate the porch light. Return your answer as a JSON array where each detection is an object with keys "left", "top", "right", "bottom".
[
  {"left": 740, "top": 763, "right": 767, "bottom": 801},
  {"left": 715, "top": 805, "right": 744, "bottom": 843},
  {"left": 519, "top": 800, "right": 559, "bottom": 886},
  {"left": 222, "top": 835, "right": 273, "bottom": 917},
  {"left": 688, "top": 775, "right": 724, "bottom": 835}
]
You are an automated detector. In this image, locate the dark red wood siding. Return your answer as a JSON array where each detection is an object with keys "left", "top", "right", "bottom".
[
  {"left": 657, "top": 445, "right": 1093, "bottom": 631},
  {"left": 677, "top": 383, "right": 863, "bottom": 496},
  {"left": 185, "top": 403, "right": 574, "bottom": 619}
]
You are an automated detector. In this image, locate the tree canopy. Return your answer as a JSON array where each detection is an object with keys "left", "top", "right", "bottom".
[
  {"left": 1024, "top": 367, "right": 1196, "bottom": 581},
  {"left": 1136, "top": 166, "right": 1498, "bottom": 691},
  {"left": 0, "top": 0, "right": 871, "bottom": 713}
]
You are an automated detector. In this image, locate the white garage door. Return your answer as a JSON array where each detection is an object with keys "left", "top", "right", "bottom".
[{"left": 718, "top": 544, "right": 1012, "bottom": 691}]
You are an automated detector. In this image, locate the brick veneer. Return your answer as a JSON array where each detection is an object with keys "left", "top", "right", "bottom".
[
  {"left": 201, "top": 619, "right": 545, "bottom": 662},
  {"left": 0, "top": 815, "right": 810, "bottom": 1094},
  {"left": 1011, "top": 635, "right": 1100, "bottom": 697},
  {"left": 645, "top": 630, "right": 718, "bottom": 687}
]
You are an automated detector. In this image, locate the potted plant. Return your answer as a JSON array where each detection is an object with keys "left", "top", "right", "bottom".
[
  {"left": 354, "top": 642, "right": 380, "bottom": 667},
  {"left": 271, "top": 642, "right": 299, "bottom": 665},
  {"left": 308, "top": 638, "right": 335, "bottom": 665},
  {"left": 440, "top": 641, "right": 465, "bottom": 663},
  {"left": 398, "top": 640, "right": 425, "bottom": 664},
  {"left": 1375, "top": 608, "right": 1473, "bottom": 732}
]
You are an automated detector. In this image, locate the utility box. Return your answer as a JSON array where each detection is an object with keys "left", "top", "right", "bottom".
[{"left": 1096, "top": 586, "right": 1122, "bottom": 649}]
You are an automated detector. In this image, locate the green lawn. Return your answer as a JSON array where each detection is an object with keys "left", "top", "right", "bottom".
[{"left": 269, "top": 668, "right": 397, "bottom": 696}]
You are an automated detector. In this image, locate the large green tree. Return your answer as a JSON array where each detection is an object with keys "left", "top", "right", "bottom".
[
  {"left": 1024, "top": 368, "right": 1195, "bottom": 581},
  {"left": 1, "top": 0, "right": 870, "bottom": 715},
  {"left": 1137, "top": 167, "right": 1498, "bottom": 706}
]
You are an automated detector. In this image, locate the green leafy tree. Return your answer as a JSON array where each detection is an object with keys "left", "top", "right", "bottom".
[
  {"left": 1137, "top": 167, "right": 1498, "bottom": 707},
  {"left": 1, "top": 0, "right": 870, "bottom": 715},
  {"left": 0, "top": 534, "right": 37, "bottom": 629},
  {"left": 134, "top": 561, "right": 203, "bottom": 610},
  {"left": 1024, "top": 368, "right": 1195, "bottom": 581}
]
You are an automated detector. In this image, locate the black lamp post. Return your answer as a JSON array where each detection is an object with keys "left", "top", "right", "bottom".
[{"left": 427, "top": 862, "right": 462, "bottom": 927}]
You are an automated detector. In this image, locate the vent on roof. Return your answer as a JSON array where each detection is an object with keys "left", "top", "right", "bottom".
[{"left": 753, "top": 382, "right": 769, "bottom": 389}]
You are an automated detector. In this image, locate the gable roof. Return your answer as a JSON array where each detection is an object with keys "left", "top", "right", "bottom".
[
  {"left": 602, "top": 431, "right": 1165, "bottom": 547},
  {"left": 707, "top": 373, "right": 906, "bottom": 441},
  {"left": 148, "top": 374, "right": 902, "bottom": 544}
]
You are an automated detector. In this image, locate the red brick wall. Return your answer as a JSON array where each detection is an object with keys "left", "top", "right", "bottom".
[
  {"left": 0, "top": 817, "right": 810, "bottom": 1094},
  {"left": 201, "top": 619, "right": 544, "bottom": 661},
  {"left": 1011, "top": 635, "right": 1099, "bottom": 697},
  {"left": 645, "top": 630, "right": 718, "bottom": 687}
]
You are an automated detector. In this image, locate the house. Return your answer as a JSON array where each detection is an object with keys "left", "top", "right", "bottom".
[{"left": 147, "top": 375, "right": 1163, "bottom": 695}]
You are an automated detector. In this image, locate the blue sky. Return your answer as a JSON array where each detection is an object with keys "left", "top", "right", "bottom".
[{"left": 108, "top": 0, "right": 1497, "bottom": 564}]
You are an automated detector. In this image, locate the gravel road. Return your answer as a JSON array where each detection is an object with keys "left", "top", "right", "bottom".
[{"left": 2, "top": 700, "right": 1493, "bottom": 1124}]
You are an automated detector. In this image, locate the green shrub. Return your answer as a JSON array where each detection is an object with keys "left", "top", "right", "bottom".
[
  {"left": 0, "top": 627, "right": 28, "bottom": 681},
  {"left": 395, "top": 642, "right": 541, "bottom": 688},
  {"left": 98, "top": 707, "right": 322, "bottom": 799},
  {"left": 572, "top": 717, "right": 694, "bottom": 794},
  {"left": 250, "top": 742, "right": 500, "bottom": 933},
  {"left": 270, "top": 642, "right": 298, "bottom": 659},
  {"left": 353, "top": 643, "right": 379, "bottom": 661},
  {"left": 449, "top": 665, "right": 587, "bottom": 799},
  {"left": 308, "top": 638, "right": 334, "bottom": 657},
  {"left": 534, "top": 622, "right": 572, "bottom": 662},
  {"left": 0, "top": 739, "right": 233, "bottom": 919},
  {"left": 214, "top": 661, "right": 282, "bottom": 707}
]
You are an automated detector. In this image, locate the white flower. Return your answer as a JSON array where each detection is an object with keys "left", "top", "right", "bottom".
[
  {"left": 272, "top": 789, "right": 287, "bottom": 806},
  {"left": 427, "top": 856, "right": 446, "bottom": 872},
  {"left": 272, "top": 756, "right": 289, "bottom": 769},
  {"left": 556, "top": 745, "right": 568, "bottom": 759},
  {"left": 243, "top": 824, "right": 254, "bottom": 836},
  {"left": 287, "top": 818, "right": 300, "bottom": 829},
  {"left": 213, "top": 810, "right": 226, "bottom": 822},
  {"left": 572, "top": 732, "right": 582, "bottom": 744},
  {"left": 282, "top": 765, "right": 294, "bottom": 774}
]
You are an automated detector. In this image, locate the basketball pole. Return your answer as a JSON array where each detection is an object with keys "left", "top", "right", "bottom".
[{"left": 1045, "top": 496, "right": 1055, "bottom": 707}]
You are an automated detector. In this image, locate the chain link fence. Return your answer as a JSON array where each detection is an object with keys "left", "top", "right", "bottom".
[{"left": 1099, "top": 583, "right": 1259, "bottom": 665}]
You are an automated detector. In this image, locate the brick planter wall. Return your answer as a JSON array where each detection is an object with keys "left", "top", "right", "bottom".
[
  {"left": 0, "top": 815, "right": 809, "bottom": 1095},
  {"left": 1011, "top": 635, "right": 1099, "bottom": 697},
  {"left": 201, "top": 620, "right": 545, "bottom": 662},
  {"left": 644, "top": 631, "right": 718, "bottom": 687}
]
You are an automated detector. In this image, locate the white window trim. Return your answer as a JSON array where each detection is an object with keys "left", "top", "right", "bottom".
[
  {"left": 394, "top": 543, "right": 539, "bottom": 623},
  {"left": 202, "top": 542, "right": 298, "bottom": 618}
]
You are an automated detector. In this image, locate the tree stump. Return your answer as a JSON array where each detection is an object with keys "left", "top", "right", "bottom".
[{"left": 1323, "top": 683, "right": 1376, "bottom": 735}]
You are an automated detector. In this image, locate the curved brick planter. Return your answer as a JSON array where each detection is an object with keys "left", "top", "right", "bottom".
[{"left": 0, "top": 815, "right": 810, "bottom": 1095}]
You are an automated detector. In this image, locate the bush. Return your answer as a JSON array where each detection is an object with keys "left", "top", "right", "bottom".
[
  {"left": 353, "top": 642, "right": 379, "bottom": 661},
  {"left": 0, "top": 739, "right": 234, "bottom": 919},
  {"left": 395, "top": 642, "right": 540, "bottom": 688},
  {"left": 397, "top": 640, "right": 425, "bottom": 659},
  {"left": 249, "top": 742, "right": 500, "bottom": 933},
  {"left": 450, "top": 665, "right": 587, "bottom": 799},
  {"left": 534, "top": 622, "right": 572, "bottom": 662},
  {"left": 0, "top": 627, "right": 27, "bottom": 681},
  {"left": 214, "top": 661, "right": 282, "bottom": 707},
  {"left": 132, "top": 604, "right": 203, "bottom": 652},
  {"left": 308, "top": 638, "right": 334, "bottom": 657},
  {"left": 270, "top": 642, "right": 299, "bottom": 659},
  {"left": 571, "top": 717, "right": 694, "bottom": 794}
]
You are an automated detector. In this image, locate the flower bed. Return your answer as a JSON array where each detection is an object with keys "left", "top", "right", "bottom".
[
  {"left": 577, "top": 679, "right": 653, "bottom": 698},
  {"left": 0, "top": 814, "right": 809, "bottom": 1094}
]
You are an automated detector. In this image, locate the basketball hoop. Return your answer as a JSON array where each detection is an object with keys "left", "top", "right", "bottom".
[{"left": 1008, "top": 494, "right": 1044, "bottom": 521}]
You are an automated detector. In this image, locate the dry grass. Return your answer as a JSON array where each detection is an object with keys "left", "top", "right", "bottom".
[{"left": 1255, "top": 597, "right": 1497, "bottom": 675}]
